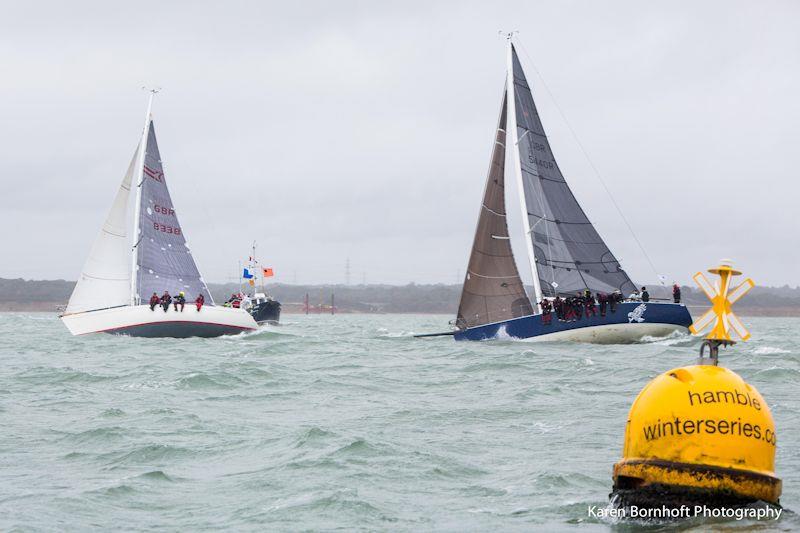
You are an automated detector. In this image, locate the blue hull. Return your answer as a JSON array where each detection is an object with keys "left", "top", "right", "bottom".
[{"left": 454, "top": 302, "right": 692, "bottom": 342}]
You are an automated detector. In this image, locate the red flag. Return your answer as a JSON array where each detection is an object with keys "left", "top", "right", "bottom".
[{"left": 262, "top": 267, "right": 274, "bottom": 277}]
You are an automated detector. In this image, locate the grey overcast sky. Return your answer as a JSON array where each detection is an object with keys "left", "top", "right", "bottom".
[{"left": 1, "top": 1, "right": 798, "bottom": 286}]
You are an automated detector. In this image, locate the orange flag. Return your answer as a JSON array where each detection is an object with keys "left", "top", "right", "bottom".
[{"left": 262, "top": 267, "right": 274, "bottom": 277}]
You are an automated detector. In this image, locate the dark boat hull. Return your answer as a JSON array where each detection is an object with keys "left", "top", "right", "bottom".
[
  {"left": 249, "top": 300, "right": 281, "bottom": 324},
  {"left": 108, "top": 321, "right": 253, "bottom": 338},
  {"left": 454, "top": 302, "right": 692, "bottom": 343}
]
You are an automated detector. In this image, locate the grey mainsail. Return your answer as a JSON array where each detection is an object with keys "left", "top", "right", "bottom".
[
  {"left": 510, "top": 45, "right": 636, "bottom": 297},
  {"left": 134, "top": 121, "right": 213, "bottom": 304},
  {"left": 457, "top": 92, "right": 533, "bottom": 329}
]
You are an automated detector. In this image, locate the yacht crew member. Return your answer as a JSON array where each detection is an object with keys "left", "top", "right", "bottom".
[
  {"left": 641, "top": 287, "right": 650, "bottom": 302},
  {"left": 584, "top": 289, "right": 596, "bottom": 317},
  {"left": 553, "top": 296, "right": 564, "bottom": 321},
  {"left": 610, "top": 290, "right": 621, "bottom": 313},
  {"left": 540, "top": 299, "right": 552, "bottom": 325},
  {"left": 160, "top": 291, "right": 172, "bottom": 312},
  {"left": 672, "top": 283, "right": 681, "bottom": 303},
  {"left": 173, "top": 291, "right": 186, "bottom": 312}
]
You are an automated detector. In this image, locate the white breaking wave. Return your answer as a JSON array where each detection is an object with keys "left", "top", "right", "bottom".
[
  {"left": 492, "top": 324, "right": 514, "bottom": 340},
  {"left": 754, "top": 346, "right": 791, "bottom": 355},
  {"left": 639, "top": 329, "right": 693, "bottom": 345}
]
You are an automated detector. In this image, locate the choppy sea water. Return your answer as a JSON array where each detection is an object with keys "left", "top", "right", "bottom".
[{"left": 0, "top": 313, "right": 798, "bottom": 532}]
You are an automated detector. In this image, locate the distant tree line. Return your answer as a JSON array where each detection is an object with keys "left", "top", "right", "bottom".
[
  {"left": 0, "top": 278, "right": 74, "bottom": 303},
  {"left": 1, "top": 277, "right": 799, "bottom": 314},
  {"left": 209, "top": 282, "right": 462, "bottom": 313}
]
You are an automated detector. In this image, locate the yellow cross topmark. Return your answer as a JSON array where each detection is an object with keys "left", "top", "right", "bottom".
[{"left": 689, "top": 260, "right": 754, "bottom": 342}]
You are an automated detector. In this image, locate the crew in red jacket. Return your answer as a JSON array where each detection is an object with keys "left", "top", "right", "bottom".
[
  {"left": 195, "top": 293, "right": 205, "bottom": 311},
  {"left": 540, "top": 299, "right": 552, "bottom": 325},
  {"left": 148, "top": 292, "right": 159, "bottom": 311},
  {"left": 160, "top": 291, "right": 172, "bottom": 312}
]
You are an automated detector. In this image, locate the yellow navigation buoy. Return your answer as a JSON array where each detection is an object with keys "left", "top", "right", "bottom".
[{"left": 611, "top": 261, "right": 781, "bottom": 511}]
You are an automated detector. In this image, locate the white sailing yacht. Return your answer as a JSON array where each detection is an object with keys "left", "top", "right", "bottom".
[{"left": 60, "top": 92, "right": 258, "bottom": 337}]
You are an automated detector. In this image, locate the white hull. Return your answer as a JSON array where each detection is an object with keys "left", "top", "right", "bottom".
[
  {"left": 505, "top": 322, "right": 688, "bottom": 344},
  {"left": 61, "top": 304, "right": 258, "bottom": 337}
]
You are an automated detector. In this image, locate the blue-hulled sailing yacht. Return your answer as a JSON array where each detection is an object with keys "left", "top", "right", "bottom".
[{"left": 453, "top": 37, "right": 691, "bottom": 342}]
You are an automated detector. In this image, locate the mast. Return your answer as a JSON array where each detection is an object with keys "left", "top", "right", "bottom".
[
  {"left": 130, "top": 90, "right": 157, "bottom": 305},
  {"left": 505, "top": 35, "right": 543, "bottom": 308},
  {"left": 252, "top": 240, "right": 263, "bottom": 294},
  {"left": 254, "top": 241, "right": 266, "bottom": 294}
]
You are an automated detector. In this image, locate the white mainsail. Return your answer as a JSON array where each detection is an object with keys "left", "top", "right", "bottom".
[{"left": 65, "top": 145, "right": 140, "bottom": 314}]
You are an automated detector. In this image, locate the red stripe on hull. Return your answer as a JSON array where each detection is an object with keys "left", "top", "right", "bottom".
[{"left": 79, "top": 320, "right": 256, "bottom": 337}]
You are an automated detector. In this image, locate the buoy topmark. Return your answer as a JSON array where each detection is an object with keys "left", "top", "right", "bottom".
[
  {"left": 611, "top": 261, "right": 781, "bottom": 513},
  {"left": 689, "top": 259, "right": 755, "bottom": 365}
]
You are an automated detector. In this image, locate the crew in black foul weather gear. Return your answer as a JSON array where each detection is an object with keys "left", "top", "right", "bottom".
[
  {"left": 160, "top": 291, "right": 172, "bottom": 312},
  {"left": 573, "top": 293, "right": 584, "bottom": 321},
  {"left": 584, "top": 290, "right": 597, "bottom": 317},
  {"left": 553, "top": 296, "right": 564, "bottom": 321},
  {"left": 641, "top": 287, "right": 650, "bottom": 302},
  {"left": 673, "top": 283, "right": 681, "bottom": 303},
  {"left": 598, "top": 292, "right": 608, "bottom": 317},
  {"left": 609, "top": 290, "right": 621, "bottom": 313},
  {"left": 149, "top": 292, "right": 159, "bottom": 311}
]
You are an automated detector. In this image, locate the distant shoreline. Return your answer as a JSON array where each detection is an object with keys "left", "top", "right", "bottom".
[
  {"left": 2, "top": 301, "right": 798, "bottom": 317},
  {"left": 3, "top": 278, "right": 800, "bottom": 316}
]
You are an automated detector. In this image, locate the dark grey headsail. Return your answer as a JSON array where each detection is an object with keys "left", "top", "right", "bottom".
[
  {"left": 510, "top": 45, "right": 636, "bottom": 297},
  {"left": 457, "top": 92, "right": 534, "bottom": 329},
  {"left": 134, "top": 121, "right": 213, "bottom": 305}
]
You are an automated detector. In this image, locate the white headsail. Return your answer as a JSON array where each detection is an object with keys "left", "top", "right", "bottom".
[{"left": 65, "top": 145, "right": 140, "bottom": 314}]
